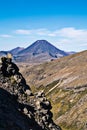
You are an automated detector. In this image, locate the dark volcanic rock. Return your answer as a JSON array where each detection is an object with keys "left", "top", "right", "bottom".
[
  {"left": 0, "top": 88, "right": 42, "bottom": 130},
  {"left": 0, "top": 55, "right": 61, "bottom": 130}
]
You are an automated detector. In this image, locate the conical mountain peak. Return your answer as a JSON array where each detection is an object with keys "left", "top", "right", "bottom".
[
  {"left": 15, "top": 40, "right": 68, "bottom": 63},
  {"left": 18, "top": 40, "right": 67, "bottom": 55}
]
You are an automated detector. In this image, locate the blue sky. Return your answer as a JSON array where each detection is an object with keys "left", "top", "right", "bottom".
[{"left": 0, "top": 0, "right": 87, "bottom": 52}]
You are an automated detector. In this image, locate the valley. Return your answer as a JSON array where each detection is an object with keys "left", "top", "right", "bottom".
[{"left": 19, "top": 50, "right": 87, "bottom": 130}]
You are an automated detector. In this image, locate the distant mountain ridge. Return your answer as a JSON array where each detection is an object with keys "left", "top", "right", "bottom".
[
  {"left": 0, "top": 51, "right": 7, "bottom": 56},
  {"left": 9, "top": 47, "right": 24, "bottom": 55},
  {"left": 0, "top": 47, "right": 24, "bottom": 56},
  {"left": 0, "top": 40, "right": 72, "bottom": 63}
]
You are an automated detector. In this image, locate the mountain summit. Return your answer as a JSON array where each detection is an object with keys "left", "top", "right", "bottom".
[
  {"left": 18, "top": 40, "right": 67, "bottom": 55},
  {"left": 15, "top": 40, "right": 68, "bottom": 63}
]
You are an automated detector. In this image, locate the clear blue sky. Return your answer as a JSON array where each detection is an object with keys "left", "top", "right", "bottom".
[{"left": 0, "top": 0, "right": 87, "bottom": 52}]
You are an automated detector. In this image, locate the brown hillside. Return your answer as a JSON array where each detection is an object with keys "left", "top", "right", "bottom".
[
  {"left": 19, "top": 50, "right": 87, "bottom": 89},
  {"left": 19, "top": 50, "right": 87, "bottom": 130}
]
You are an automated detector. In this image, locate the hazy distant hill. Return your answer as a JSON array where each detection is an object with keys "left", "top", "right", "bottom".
[
  {"left": 9, "top": 47, "right": 24, "bottom": 55},
  {"left": 0, "top": 47, "right": 24, "bottom": 57},
  {"left": 15, "top": 40, "right": 68, "bottom": 63},
  {"left": 0, "top": 51, "right": 7, "bottom": 56},
  {"left": 19, "top": 50, "right": 87, "bottom": 130}
]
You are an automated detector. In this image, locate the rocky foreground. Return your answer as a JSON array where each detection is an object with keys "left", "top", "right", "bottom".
[{"left": 0, "top": 55, "right": 61, "bottom": 130}]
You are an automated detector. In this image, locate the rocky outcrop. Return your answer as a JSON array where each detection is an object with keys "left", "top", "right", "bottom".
[
  {"left": 0, "top": 88, "right": 42, "bottom": 130},
  {"left": 0, "top": 55, "right": 61, "bottom": 130}
]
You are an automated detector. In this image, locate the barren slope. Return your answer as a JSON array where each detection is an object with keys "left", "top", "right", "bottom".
[
  {"left": 19, "top": 50, "right": 87, "bottom": 89},
  {"left": 19, "top": 50, "right": 87, "bottom": 130}
]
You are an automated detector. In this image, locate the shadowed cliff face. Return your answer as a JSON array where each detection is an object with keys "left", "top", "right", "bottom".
[
  {"left": 0, "top": 88, "right": 42, "bottom": 130},
  {"left": 0, "top": 56, "right": 61, "bottom": 130}
]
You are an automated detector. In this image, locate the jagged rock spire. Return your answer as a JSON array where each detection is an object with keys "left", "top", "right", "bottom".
[{"left": 0, "top": 55, "right": 61, "bottom": 130}]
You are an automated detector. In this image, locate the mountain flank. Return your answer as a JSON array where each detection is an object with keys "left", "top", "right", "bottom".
[{"left": 19, "top": 50, "right": 87, "bottom": 130}]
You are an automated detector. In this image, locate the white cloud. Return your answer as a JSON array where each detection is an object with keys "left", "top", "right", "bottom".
[
  {"left": 34, "top": 28, "right": 50, "bottom": 35},
  {"left": 15, "top": 29, "right": 31, "bottom": 35},
  {"left": 15, "top": 28, "right": 51, "bottom": 36},
  {"left": 55, "top": 28, "right": 87, "bottom": 45},
  {"left": 15, "top": 27, "right": 87, "bottom": 39},
  {"left": 79, "top": 43, "right": 87, "bottom": 47},
  {"left": 47, "top": 28, "right": 87, "bottom": 50},
  {"left": 14, "top": 27, "right": 87, "bottom": 51},
  {"left": 48, "top": 33, "right": 56, "bottom": 37},
  {"left": 37, "top": 27, "right": 87, "bottom": 40},
  {"left": 0, "top": 34, "right": 12, "bottom": 38},
  {"left": 53, "top": 27, "right": 87, "bottom": 39}
]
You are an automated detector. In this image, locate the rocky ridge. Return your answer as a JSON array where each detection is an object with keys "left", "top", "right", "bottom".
[{"left": 0, "top": 55, "right": 61, "bottom": 130}]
